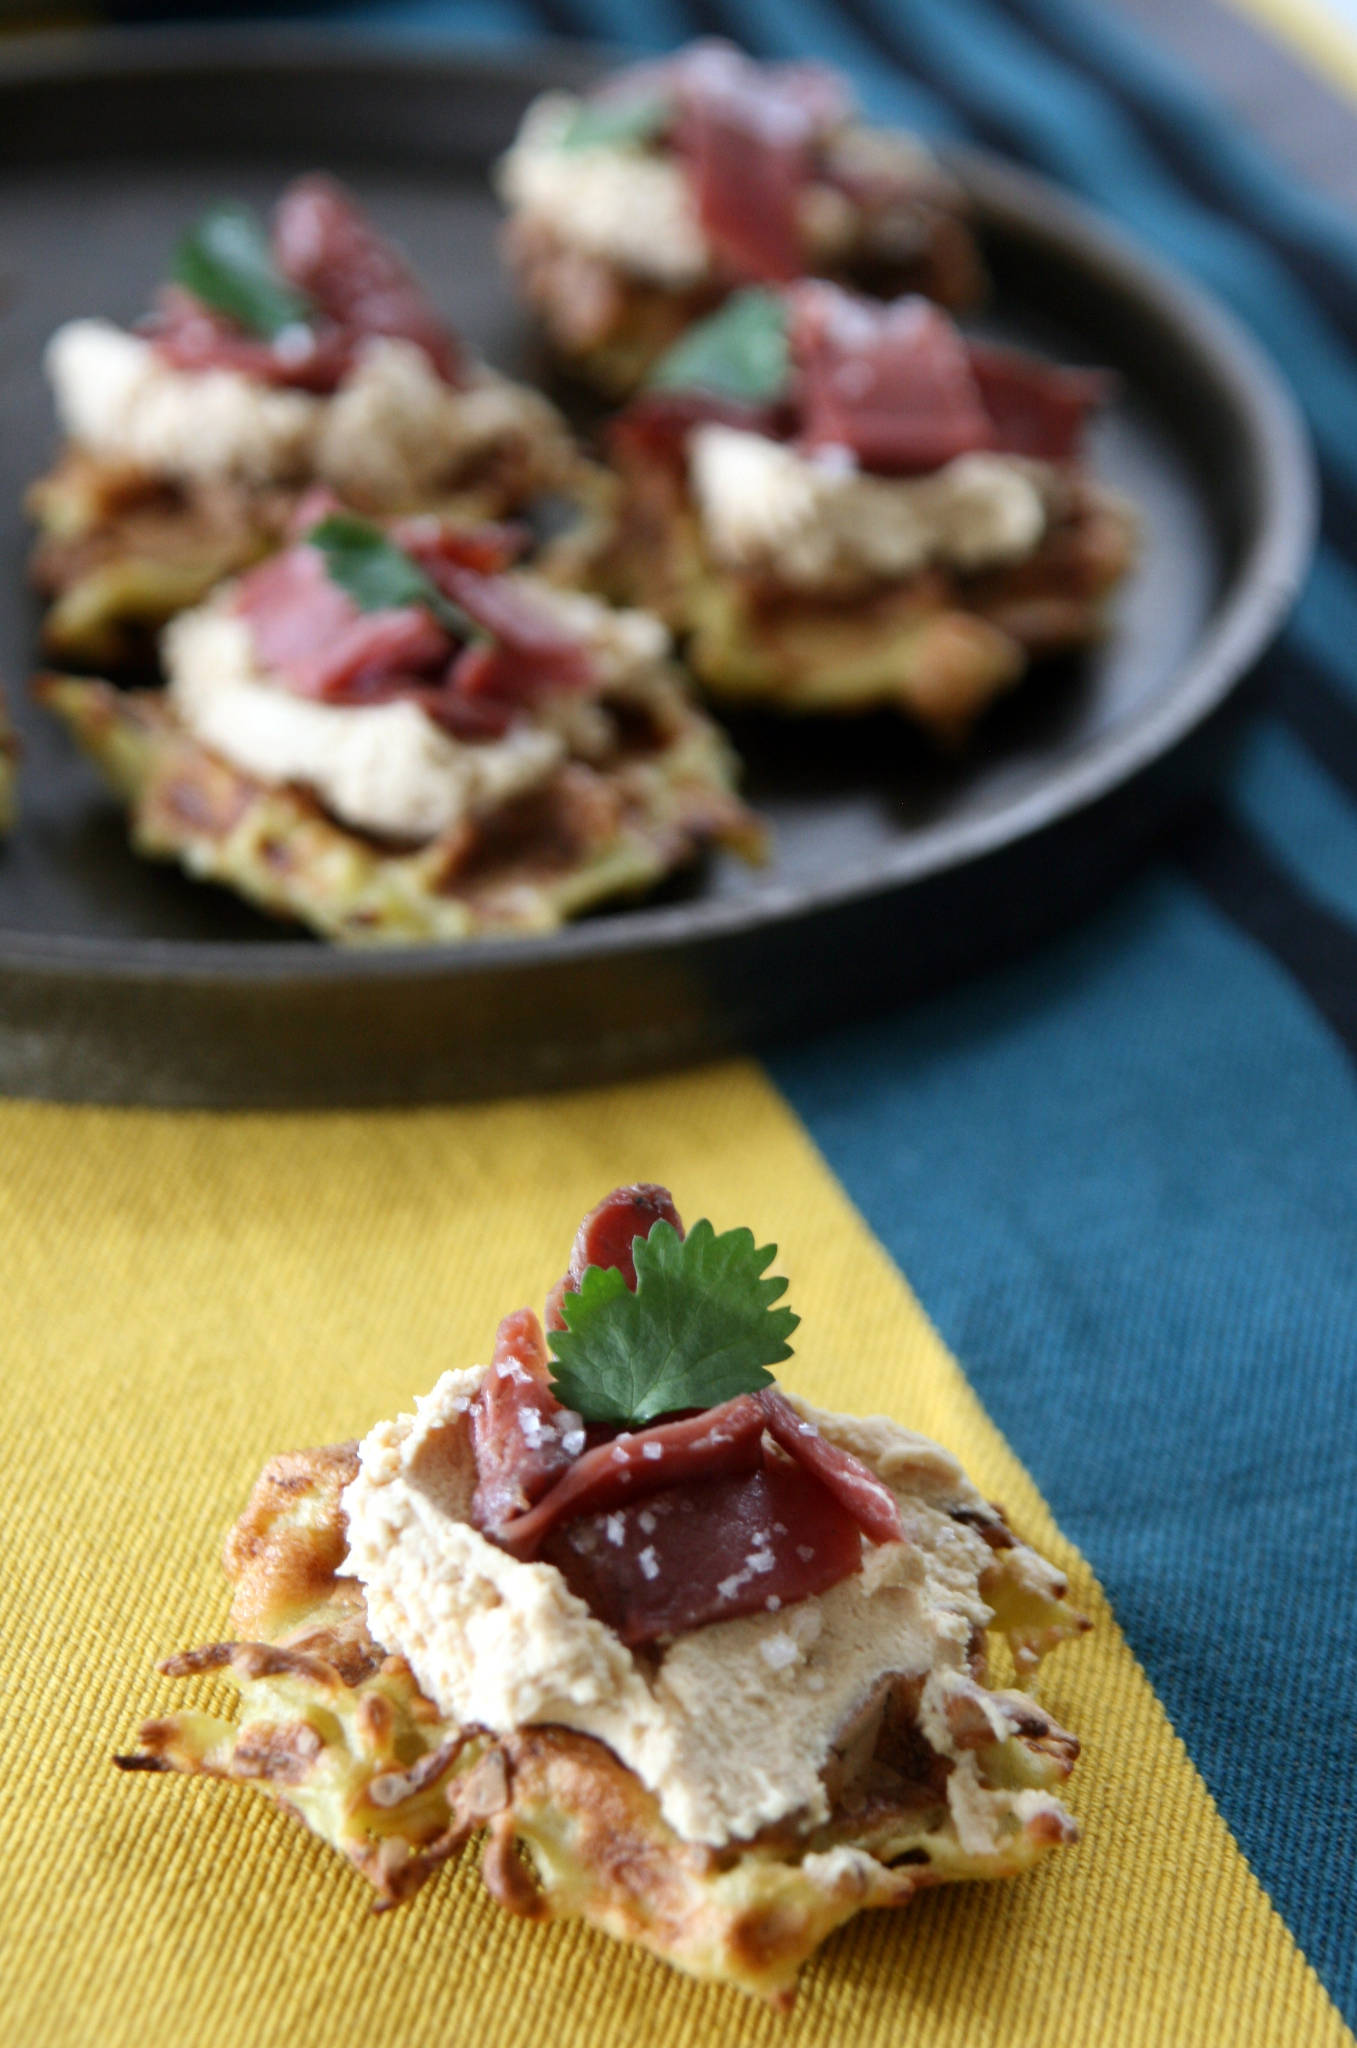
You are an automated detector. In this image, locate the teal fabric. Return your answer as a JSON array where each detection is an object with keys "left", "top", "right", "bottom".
[{"left": 102, "top": 0, "right": 1357, "bottom": 2020}]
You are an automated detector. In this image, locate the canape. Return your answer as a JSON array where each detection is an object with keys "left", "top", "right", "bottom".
[
  {"left": 29, "top": 176, "right": 580, "bottom": 670},
  {"left": 586, "top": 282, "right": 1137, "bottom": 741},
  {"left": 498, "top": 39, "right": 984, "bottom": 396},
  {"left": 119, "top": 1184, "right": 1088, "bottom": 2004},
  {"left": 37, "top": 512, "right": 760, "bottom": 943}
]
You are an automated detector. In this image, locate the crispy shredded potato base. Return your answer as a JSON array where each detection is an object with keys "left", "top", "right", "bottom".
[
  {"left": 119, "top": 1439, "right": 1085, "bottom": 2004},
  {"left": 585, "top": 465, "right": 1138, "bottom": 742},
  {"left": 35, "top": 673, "right": 762, "bottom": 945}
]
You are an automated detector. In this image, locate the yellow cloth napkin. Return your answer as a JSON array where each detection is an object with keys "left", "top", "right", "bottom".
[{"left": 1, "top": 1061, "right": 1347, "bottom": 2046}]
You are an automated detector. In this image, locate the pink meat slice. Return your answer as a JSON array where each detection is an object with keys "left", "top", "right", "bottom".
[
  {"left": 389, "top": 517, "right": 526, "bottom": 578},
  {"left": 791, "top": 283, "right": 995, "bottom": 474},
  {"left": 464, "top": 1181, "right": 905, "bottom": 1644},
  {"left": 758, "top": 1390, "right": 903, "bottom": 1546},
  {"left": 148, "top": 285, "right": 356, "bottom": 394},
  {"left": 610, "top": 392, "right": 789, "bottom": 476},
  {"left": 232, "top": 545, "right": 360, "bottom": 674},
  {"left": 545, "top": 1183, "right": 685, "bottom": 1334},
  {"left": 540, "top": 1452, "right": 865, "bottom": 1645},
  {"left": 470, "top": 1308, "right": 584, "bottom": 1532},
  {"left": 233, "top": 542, "right": 450, "bottom": 702},
  {"left": 288, "top": 608, "right": 451, "bottom": 702},
  {"left": 427, "top": 562, "right": 595, "bottom": 698},
  {"left": 969, "top": 344, "right": 1111, "bottom": 463},
  {"left": 272, "top": 173, "right": 465, "bottom": 386},
  {"left": 490, "top": 1394, "right": 768, "bottom": 1559},
  {"left": 232, "top": 529, "right": 590, "bottom": 724},
  {"left": 358, "top": 678, "right": 516, "bottom": 741}
]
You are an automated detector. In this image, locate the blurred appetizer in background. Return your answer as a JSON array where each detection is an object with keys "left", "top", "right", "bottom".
[
  {"left": 28, "top": 176, "right": 578, "bottom": 671},
  {"left": 498, "top": 39, "right": 983, "bottom": 396},
  {"left": 0, "top": 688, "right": 16, "bottom": 833},
  {"left": 118, "top": 1184, "right": 1087, "bottom": 2004},
  {"left": 589, "top": 283, "right": 1137, "bottom": 740},
  {"left": 37, "top": 508, "right": 760, "bottom": 944}
]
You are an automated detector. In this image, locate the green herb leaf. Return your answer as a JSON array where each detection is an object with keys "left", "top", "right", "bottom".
[
  {"left": 306, "top": 513, "right": 481, "bottom": 640},
  {"left": 647, "top": 289, "right": 791, "bottom": 405},
  {"left": 170, "top": 202, "right": 313, "bottom": 340},
  {"left": 558, "top": 91, "right": 671, "bottom": 154},
  {"left": 548, "top": 1218, "right": 798, "bottom": 1426}
]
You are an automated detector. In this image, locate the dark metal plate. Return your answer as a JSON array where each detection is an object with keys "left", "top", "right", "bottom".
[{"left": 0, "top": 29, "right": 1315, "bottom": 1104}]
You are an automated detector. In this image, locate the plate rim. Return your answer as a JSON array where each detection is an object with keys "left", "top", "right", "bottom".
[{"left": 0, "top": 24, "right": 1317, "bottom": 987}]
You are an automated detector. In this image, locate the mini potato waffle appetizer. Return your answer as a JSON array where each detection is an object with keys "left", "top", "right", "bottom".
[
  {"left": 38, "top": 514, "right": 760, "bottom": 944},
  {"left": 586, "top": 283, "right": 1137, "bottom": 742},
  {"left": 28, "top": 176, "right": 581, "bottom": 670},
  {"left": 498, "top": 39, "right": 983, "bottom": 396},
  {"left": 120, "top": 1185, "right": 1088, "bottom": 2005}
]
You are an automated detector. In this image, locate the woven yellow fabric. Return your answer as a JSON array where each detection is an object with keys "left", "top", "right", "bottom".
[{"left": 0, "top": 1060, "right": 1348, "bottom": 2048}]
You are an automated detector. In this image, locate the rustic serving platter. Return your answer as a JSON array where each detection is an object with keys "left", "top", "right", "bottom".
[{"left": 0, "top": 30, "right": 1314, "bottom": 1104}]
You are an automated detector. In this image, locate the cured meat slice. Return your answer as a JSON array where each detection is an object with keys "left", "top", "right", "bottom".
[
  {"left": 677, "top": 70, "right": 813, "bottom": 286},
  {"left": 233, "top": 545, "right": 359, "bottom": 674},
  {"left": 791, "top": 283, "right": 994, "bottom": 474},
  {"left": 235, "top": 543, "right": 462, "bottom": 707},
  {"left": 758, "top": 1391, "right": 903, "bottom": 1546},
  {"left": 432, "top": 566, "right": 595, "bottom": 698},
  {"left": 491, "top": 1395, "right": 767, "bottom": 1559},
  {"left": 541, "top": 1454, "right": 864, "bottom": 1644},
  {"left": 610, "top": 393, "right": 789, "bottom": 476},
  {"left": 470, "top": 1309, "right": 584, "bottom": 1532},
  {"left": 969, "top": 344, "right": 1110, "bottom": 464},
  {"left": 546, "top": 1183, "right": 684, "bottom": 1330},
  {"left": 232, "top": 531, "right": 581, "bottom": 718},
  {"left": 282, "top": 605, "right": 448, "bottom": 703},
  {"left": 272, "top": 174, "right": 465, "bottom": 386},
  {"left": 665, "top": 43, "right": 849, "bottom": 285},
  {"left": 149, "top": 286, "right": 356, "bottom": 394},
  {"left": 369, "top": 681, "right": 516, "bottom": 741}
]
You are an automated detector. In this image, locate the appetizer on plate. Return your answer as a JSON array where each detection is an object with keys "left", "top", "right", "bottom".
[
  {"left": 28, "top": 175, "right": 579, "bottom": 670},
  {"left": 498, "top": 39, "right": 983, "bottom": 396},
  {"left": 0, "top": 687, "right": 16, "bottom": 832},
  {"left": 587, "top": 283, "right": 1138, "bottom": 740},
  {"left": 37, "top": 512, "right": 760, "bottom": 944},
  {"left": 119, "top": 1185, "right": 1088, "bottom": 2004}
]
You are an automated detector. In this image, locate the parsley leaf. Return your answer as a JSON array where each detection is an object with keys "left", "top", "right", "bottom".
[
  {"left": 647, "top": 289, "right": 791, "bottom": 405},
  {"left": 306, "top": 513, "right": 481, "bottom": 641},
  {"left": 170, "top": 202, "right": 313, "bottom": 340},
  {"left": 548, "top": 1218, "right": 798, "bottom": 1426},
  {"left": 558, "top": 91, "right": 672, "bottom": 154}
]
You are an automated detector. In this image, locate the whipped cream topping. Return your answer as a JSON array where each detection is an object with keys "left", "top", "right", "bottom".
[
  {"left": 498, "top": 94, "right": 710, "bottom": 287},
  {"left": 689, "top": 423, "right": 1052, "bottom": 591},
  {"left": 46, "top": 320, "right": 558, "bottom": 508}
]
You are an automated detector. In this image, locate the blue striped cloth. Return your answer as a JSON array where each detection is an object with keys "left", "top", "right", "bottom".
[{"left": 106, "top": 0, "right": 1357, "bottom": 2024}]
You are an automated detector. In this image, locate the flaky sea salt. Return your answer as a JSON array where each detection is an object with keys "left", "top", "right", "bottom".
[{"left": 760, "top": 1633, "right": 798, "bottom": 1671}]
